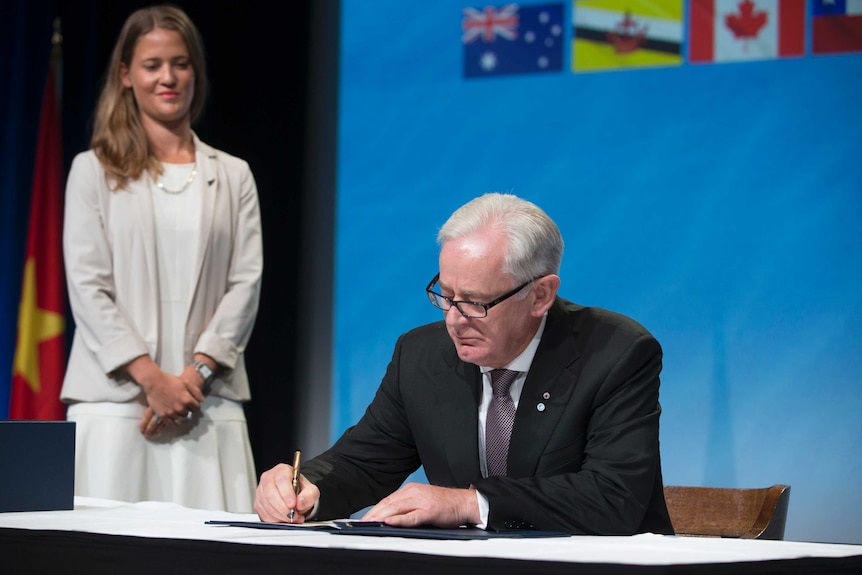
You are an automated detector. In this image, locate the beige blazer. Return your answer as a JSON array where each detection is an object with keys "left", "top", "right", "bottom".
[{"left": 61, "top": 135, "right": 263, "bottom": 403}]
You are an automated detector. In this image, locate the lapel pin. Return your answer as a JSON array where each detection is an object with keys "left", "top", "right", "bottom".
[{"left": 542, "top": 392, "right": 550, "bottom": 400}]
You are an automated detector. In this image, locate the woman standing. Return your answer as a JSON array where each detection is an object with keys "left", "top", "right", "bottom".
[{"left": 62, "top": 5, "right": 262, "bottom": 512}]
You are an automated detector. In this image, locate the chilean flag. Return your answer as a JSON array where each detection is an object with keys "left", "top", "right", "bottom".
[
  {"left": 812, "top": 0, "right": 862, "bottom": 54},
  {"left": 689, "top": 0, "right": 805, "bottom": 63}
]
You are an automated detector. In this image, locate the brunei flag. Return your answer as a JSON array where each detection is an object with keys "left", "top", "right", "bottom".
[{"left": 572, "top": 0, "right": 684, "bottom": 72}]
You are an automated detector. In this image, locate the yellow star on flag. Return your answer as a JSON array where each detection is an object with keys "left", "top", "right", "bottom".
[{"left": 12, "top": 257, "right": 65, "bottom": 393}]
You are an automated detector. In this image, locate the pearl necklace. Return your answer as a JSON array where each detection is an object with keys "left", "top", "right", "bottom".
[{"left": 155, "top": 164, "right": 197, "bottom": 194}]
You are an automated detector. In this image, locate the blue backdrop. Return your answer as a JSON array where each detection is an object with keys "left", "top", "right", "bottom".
[{"left": 332, "top": 1, "right": 862, "bottom": 543}]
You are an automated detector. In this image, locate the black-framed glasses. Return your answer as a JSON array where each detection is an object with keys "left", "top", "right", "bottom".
[{"left": 425, "top": 273, "right": 543, "bottom": 318}]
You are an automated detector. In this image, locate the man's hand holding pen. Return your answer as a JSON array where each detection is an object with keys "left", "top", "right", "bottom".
[
  {"left": 254, "top": 462, "right": 482, "bottom": 528},
  {"left": 254, "top": 458, "right": 320, "bottom": 524}
]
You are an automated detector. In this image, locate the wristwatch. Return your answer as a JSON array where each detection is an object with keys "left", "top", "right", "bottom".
[{"left": 193, "top": 360, "right": 215, "bottom": 393}]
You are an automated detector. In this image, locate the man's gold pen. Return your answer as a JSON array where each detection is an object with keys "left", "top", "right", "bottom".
[{"left": 288, "top": 450, "right": 301, "bottom": 521}]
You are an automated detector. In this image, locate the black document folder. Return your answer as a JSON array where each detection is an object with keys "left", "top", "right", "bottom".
[
  {"left": 0, "top": 420, "right": 75, "bottom": 512},
  {"left": 205, "top": 520, "right": 569, "bottom": 540}
]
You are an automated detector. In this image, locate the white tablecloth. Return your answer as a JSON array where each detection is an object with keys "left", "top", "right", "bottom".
[{"left": 1, "top": 497, "right": 860, "bottom": 567}]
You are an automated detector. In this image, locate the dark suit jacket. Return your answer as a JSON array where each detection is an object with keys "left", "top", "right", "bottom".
[{"left": 302, "top": 297, "right": 673, "bottom": 535}]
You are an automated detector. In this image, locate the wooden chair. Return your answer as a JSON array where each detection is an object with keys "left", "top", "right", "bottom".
[{"left": 663, "top": 484, "right": 791, "bottom": 540}]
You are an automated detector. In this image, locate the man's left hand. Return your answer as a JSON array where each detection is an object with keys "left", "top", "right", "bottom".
[{"left": 361, "top": 483, "right": 480, "bottom": 528}]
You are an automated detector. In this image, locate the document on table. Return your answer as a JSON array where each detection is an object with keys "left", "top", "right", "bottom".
[{"left": 205, "top": 520, "right": 570, "bottom": 540}]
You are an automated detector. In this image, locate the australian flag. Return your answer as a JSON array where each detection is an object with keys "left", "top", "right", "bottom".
[{"left": 463, "top": 3, "right": 564, "bottom": 79}]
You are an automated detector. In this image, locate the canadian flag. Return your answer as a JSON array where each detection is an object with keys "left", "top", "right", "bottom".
[{"left": 689, "top": 0, "right": 805, "bottom": 63}]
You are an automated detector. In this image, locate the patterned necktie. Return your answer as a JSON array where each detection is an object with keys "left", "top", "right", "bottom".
[{"left": 485, "top": 369, "right": 519, "bottom": 477}]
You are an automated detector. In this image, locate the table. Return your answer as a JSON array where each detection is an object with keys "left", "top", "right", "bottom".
[{"left": 2, "top": 497, "right": 861, "bottom": 574}]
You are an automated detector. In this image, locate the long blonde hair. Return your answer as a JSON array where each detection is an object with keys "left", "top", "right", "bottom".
[{"left": 91, "top": 5, "right": 208, "bottom": 190}]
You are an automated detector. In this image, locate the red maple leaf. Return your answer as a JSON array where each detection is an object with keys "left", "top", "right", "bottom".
[{"left": 724, "top": 0, "right": 767, "bottom": 40}]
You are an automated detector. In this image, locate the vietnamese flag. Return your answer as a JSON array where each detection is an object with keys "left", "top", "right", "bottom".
[
  {"left": 689, "top": 0, "right": 805, "bottom": 63},
  {"left": 10, "top": 47, "right": 66, "bottom": 420}
]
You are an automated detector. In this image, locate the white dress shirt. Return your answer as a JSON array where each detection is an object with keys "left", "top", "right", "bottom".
[{"left": 474, "top": 314, "right": 547, "bottom": 527}]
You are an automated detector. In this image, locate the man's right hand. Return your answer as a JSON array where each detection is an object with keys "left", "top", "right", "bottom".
[{"left": 255, "top": 463, "right": 320, "bottom": 523}]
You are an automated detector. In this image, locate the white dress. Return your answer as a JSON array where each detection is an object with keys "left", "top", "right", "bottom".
[{"left": 67, "top": 163, "right": 257, "bottom": 512}]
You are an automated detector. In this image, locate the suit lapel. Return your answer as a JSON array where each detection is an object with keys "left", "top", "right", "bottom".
[
  {"left": 436, "top": 345, "right": 483, "bottom": 486},
  {"left": 190, "top": 135, "right": 218, "bottom": 301},
  {"left": 508, "top": 299, "right": 582, "bottom": 478}
]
